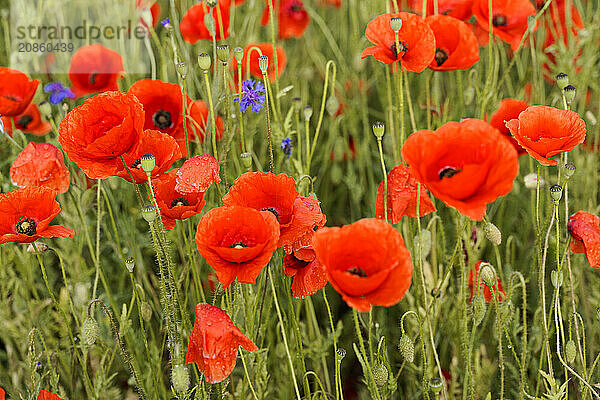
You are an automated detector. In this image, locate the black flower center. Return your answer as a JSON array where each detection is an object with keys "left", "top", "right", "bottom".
[
  {"left": 170, "top": 197, "right": 189, "bottom": 208},
  {"left": 153, "top": 110, "right": 173, "bottom": 130},
  {"left": 230, "top": 241, "right": 248, "bottom": 249},
  {"left": 16, "top": 217, "right": 37, "bottom": 236},
  {"left": 17, "top": 114, "right": 33, "bottom": 129},
  {"left": 131, "top": 158, "right": 142, "bottom": 169},
  {"left": 435, "top": 48, "right": 449, "bottom": 66},
  {"left": 390, "top": 41, "right": 409, "bottom": 59},
  {"left": 492, "top": 14, "right": 507, "bottom": 26},
  {"left": 439, "top": 167, "right": 461, "bottom": 179},
  {"left": 347, "top": 266, "right": 368, "bottom": 277},
  {"left": 261, "top": 207, "right": 280, "bottom": 221},
  {"left": 89, "top": 72, "right": 98, "bottom": 85},
  {"left": 3, "top": 95, "right": 18, "bottom": 101}
]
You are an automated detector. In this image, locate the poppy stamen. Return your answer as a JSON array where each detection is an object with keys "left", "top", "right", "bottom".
[
  {"left": 390, "top": 41, "right": 409, "bottom": 59},
  {"left": 230, "top": 241, "right": 248, "bottom": 249},
  {"left": 492, "top": 14, "right": 507, "bottom": 26},
  {"left": 16, "top": 216, "right": 37, "bottom": 236},
  {"left": 170, "top": 197, "right": 190, "bottom": 208},
  {"left": 261, "top": 207, "right": 280, "bottom": 221},
  {"left": 347, "top": 266, "right": 368, "bottom": 277},
  {"left": 153, "top": 110, "right": 173, "bottom": 130},
  {"left": 435, "top": 48, "right": 449, "bottom": 66},
  {"left": 17, "top": 114, "right": 33, "bottom": 129},
  {"left": 439, "top": 167, "right": 461, "bottom": 179}
]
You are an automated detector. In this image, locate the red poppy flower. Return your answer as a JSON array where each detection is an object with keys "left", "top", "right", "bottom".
[
  {"left": 153, "top": 170, "right": 207, "bottom": 230},
  {"left": 568, "top": 211, "right": 600, "bottom": 268},
  {"left": 116, "top": 129, "right": 182, "bottom": 184},
  {"left": 321, "top": 0, "right": 341, "bottom": 7},
  {"left": 1, "top": 103, "right": 52, "bottom": 136},
  {"left": 195, "top": 206, "right": 280, "bottom": 287},
  {"left": 468, "top": 261, "right": 505, "bottom": 303},
  {"left": 261, "top": 0, "right": 310, "bottom": 39},
  {"left": 0, "top": 187, "right": 74, "bottom": 245},
  {"left": 0, "top": 67, "right": 40, "bottom": 117},
  {"left": 409, "top": 0, "right": 473, "bottom": 20},
  {"left": 186, "top": 99, "right": 225, "bottom": 144},
  {"left": 58, "top": 91, "right": 144, "bottom": 179},
  {"left": 186, "top": 303, "right": 258, "bottom": 383},
  {"left": 472, "top": 0, "right": 536, "bottom": 51},
  {"left": 222, "top": 172, "right": 326, "bottom": 247},
  {"left": 505, "top": 105, "right": 586, "bottom": 166},
  {"left": 488, "top": 99, "right": 529, "bottom": 155},
  {"left": 376, "top": 164, "right": 436, "bottom": 223},
  {"left": 240, "top": 43, "right": 287, "bottom": 82},
  {"left": 361, "top": 12, "right": 436, "bottom": 72},
  {"left": 129, "top": 79, "right": 183, "bottom": 136},
  {"left": 0, "top": 386, "right": 4, "bottom": 400},
  {"left": 136, "top": 0, "right": 161, "bottom": 28},
  {"left": 425, "top": 15, "right": 480, "bottom": 71},
  {"left": 175, "top": 154, "right": 221, "bottom": 194},
  {"left": 235, "top": 0, "right": 246, "bottom": 4},
  {"left": 401, "top": 118, "right": 519, "bottom": 221},
  {"left": 37, "top": 390, "right": 64, "bottom": 400},
  {"left": 180, "top": 0, "right": 231, "bottom": 43},
  {"left": 10, "top": 143, "right": 71, "bottom": 194},
  {"left": 312, "top": 218, "right": 412, "bottom": 311},
  {"left": 283, "top": 246, "right": 328, "bottom": 299},
  {"left": 68, "top": 44, "right": 124, "bottom": 97}
]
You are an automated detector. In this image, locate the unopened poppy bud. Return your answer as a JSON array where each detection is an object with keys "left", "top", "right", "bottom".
[
  {"left": 303, "top": 105, "right": 313, "bottom": 121},
  {"left": 414, "top": 230, "right": 432, "bottom": 259},
  {"left": 372, "top": 121, "right": 385, "bottom": 139},
  {"left": 82, "top": 317, "right": 99, "bottom": 346},
  {"left": 258, "top": 55, "right": 269, "bottom": 74},
  {"left": 398, "top": 334, "right": 414, "bottom": 363},
  {"left": 240, "top": 152, "right": 253, "bottom": 171},
  {"left": 549, "top": 184, "right": 563, "bottom": 203},
  {"left": 563, "top": 85, "right": 576, "bottom": 105},
  {"left": 551, "top": 270, "right": 563, "bottom": 288},
  {"left": 27, "top": 242, "right": 49, "bottom": 254},
  {"left": 139, "top": 154, "right": 155, "bottom": 173},
  {"left": 472, "top": 294, "right": 486, "bottom": 326},
  {"left": 141, "top": 204, "right": 157, "bottom": 223},
  {"left": 390, "top": 17, "right": 403, "bottom": 32},
  {"left": 204, "top": 13, "right": 215, "bottom": 35},
  {"left": 326, "top": 96, "right": 339, "bottom": 117},
  {"left": 464, "top": 86, "right": 475, "bottom": 105},
  {"left": 292, "top": 97, "right": 302, "bottom": 111},
  {"left": 483, "top": 222, "right": 502, "bottom": 245},
  {"left": 524, "top": 173, "right": 545, "bottom": 189},
  {"left": 429, "top": 377, "right": 443, "bottom": 394},
  {"left": 198, "top": 53, "right": 211, "bottom": 71},
  {"left": 141, "top": 301, "right": 152, "bottom": 321},
  {"left": 124, "top": 256, "right": 135, "bottom": 273},
  {"left": 564, "top": 162, "right": 576, "bottom": 179},
  {"left": 373, "top": 364, "right": 388, "bottom": 386},
  {"left": 585, "top": 110, "right": 597, "bottom": 126},
  {"left": 555, "top": 72, "right": 569, "bottom": 90},
  {"left": 336, "top": 347, "right": 346, "bottom": 362},
  {"left": 479, "top": 262, "right": 496, "bottom": 288},
  {"left": 233, "top": 47, "right": 244, "bottom": 64},
  {"left": 39, "top": 101, "right": 52, "bottom": 118},
  {"left": 172, "top": 364, "right": 190, "bottom": 393},
  {"left": 217, "top": 44, "right": 230, "bottom": 63},
  {"left": 175, "top": 62, "right": 188, "bottom": 79},
  {"left": 565, "top": 340, "right": 576, "bottom": 364}
]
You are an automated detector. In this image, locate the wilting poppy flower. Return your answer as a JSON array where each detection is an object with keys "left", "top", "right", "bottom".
[
  {"left": 0, "top": 67, "right": 40, "bottom": 116},
  {"left": 10, "top": 143, "right": 71, "bottom": 194},
  {"left": 59, "top": 91, "right": 144, "bottom": 179},
  {"left": 409, "top": 0, "right": 473, "bottom": 20},
  {"left": 116, "top": 129, "right": 182, "bottom": 184},
  {"left": 468, "top": 261, "right": 505, "bottom": 303},
  {"left": 472, "top": 0, "right": 536, "bottom": 51},
  {"left": 261, "top": 0, "right": 310, "bottom": 39},
  {"left": 376, "top": 164, "right": 436, "bottom": 223},
  {"left": 175, "top": 154, "right": 221, "bottom": 194},
  {"left": 153, "top": 170, "right": 207, "bottom": 230},
  {"left": 568, "top": 211, "right": 600, "bottom": 268},
  {"left": 489, "top": 98, "right": 529, "bottom": 155},
  {"left": 187, "top": 99, "right": 225, "bottom": 144},
  {"left": 68, "top": 44, "right": 124, "bottom": 97},
  {"left": 0, "top": 187, "right": 74, "bottom": 245},
  {"left": 37, "top": 390, "right": 64, "bottom": 400},
  {"left": 361, "top": 12, "right": 436, "bottom": 72},
  {"left": 283, "top": 246, "right": 328, "bottom": 298},
  {"left": 180, "top": 0, "right": 231, "bottom": 43},
  {"left": 401, "top": 118, "right": 519, "bottom": 221},
  {"left": 186, "top": 303, "right": 258, "bottom": 383},
  {"left": 136, "top": 0, "right": 161, "bottom": 28},
  {"left": 1, "top": 103, "right": 52, "bottom": 136},
  {"left": 240, "top": 43, "right": 287, "bottom": 82},
  {"left": 222, "top": 172, "right": 326, "bottom": 247},
  {"left": 425, "top": 15, "right": 480, "bottom": 71},
  {"left": 505, "top": 105, "right": 586, "bottom": 166},
  {"left": 195, "top": 206, "right": 280, "bottom": 287},
  {"left": 312, "top": 218, "right": 412, "bottom": 312}
]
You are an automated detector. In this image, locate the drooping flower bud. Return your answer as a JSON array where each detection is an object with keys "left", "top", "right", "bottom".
[
  {"left": 326, "top": 96, "right": 339, "bottom": 117},
  {"left": 172, "top": 364, "right": 190, "bottom": 393},
  {"left": 478, "top": 262, "right": 496, "bottom": 288},
  {"left": 82, "top": 317, "right": 99, "bottom": 346},
  {"left": 141, "top": 301, "right": 153, "bottom": 321},
  {"left": 472, "top": 294, "right": 486, "bottom": 326},
  {"left": 565, "top": 340, "right": 576, "bottom": 364},
  {"left": 483, "top": 222, "right": 502, "bottom": 246},
  {"left": 398, "top": 334, "right": 414, "bottom": 363},
  {"left": 373, "top": 364, "right": 389, "bottom": 386}
]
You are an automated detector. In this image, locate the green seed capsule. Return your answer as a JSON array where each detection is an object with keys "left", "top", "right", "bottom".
[{"left": 373, "top": 364, "right": 389, "bottom": 386}]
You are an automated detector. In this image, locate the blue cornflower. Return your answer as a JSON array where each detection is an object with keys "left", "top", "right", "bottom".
[
  {"left": 44, "top": 82, "right": 75, "bottom": 105},
  {"left": 234, "top": 79, "right": 266, "bottom": 113},
  {"left": 281, "top": 137, "right": 292, "bottom": 159},
  {"left": 161, "top": 18, "right": 171, "bottom": 28}
]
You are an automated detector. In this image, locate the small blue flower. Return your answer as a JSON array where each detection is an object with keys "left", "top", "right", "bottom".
[
  {"left": 161, "top": 18, "right": 171, "bottom": 28},
  {"left": 234, "top": 79, "right": 266, "bottom": 113},
  {"left": 281, "top": 137, "right": 292, "bottom": 159},
  {"left": 44, "top": 82, "right": 75, "bottom": 105}
]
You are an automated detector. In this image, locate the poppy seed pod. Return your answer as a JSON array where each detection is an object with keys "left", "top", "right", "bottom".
[
  {"left": 258, "top": 55, "right": 269, "bottom": 75},
  {"left": 564, "top": 162, "right": 576, "bottom": 179},
  {"left": 198, "top": 53, "right": 211, "bottom": 71},
  {"left": 372, "top": 121, "right": 385, "bottom": 139},
  {"left": 303, "top": 105, "right": 313, "bottom": 121},
  {"left": 556, "top": 73, "right": 569, "bottom": 90},
  {"left": 483, "top": 222, "right": 502, "bottom": 246},
  {"left": 373, "top": 364, "right": 389, "bottom": 386},
  {"left": 398, "top": 334, "right": 414, "bottom": 363},
  {"left": 472, "top": 294, "right": 486, "bottom": 325},
  {"left": 429, "top": 377, "right": 444, "bottom": 394},
  {"left": 139, "top": 154, "right": 156, "bottom": 173},
  {"left": 124, "top": 256, "right": 135, "bottom": 273},
  {"left": 550, "top": 184, "right": 563, "bottom": 203},
  {"left": 172, "top": 364, "right": 190, "bottom": 393},
  {"left": 39, "top": 101, "right": 52, "bottom": 118},
  {"left": 240, "top": 152, "right": 253, "bottom": 170},
  {"left": 141, "top": 204, "right": 157, "bottom": 223},
  {"left": 82, "top": 317, "right": 99, "bottom": 346},
  {"left": 390, "top": 16, "right": 403, "bottom": 32},
  {"left": 292, "top": 97, "right": 302, "bottom": 112},
  {"left": 550, "top": 270, "right": 563, "bottom": 288},
  {"left": 478, "top": 262, "right": 496, "bottom": 288},
  {"left": 233, "top": 47, "right": 244, "bottom": 64},
  {"left": 217, "top": 44, "right": 230, "bottom": 63},
  {"left": 205, "top": 0, "right": 217, "bottom": 6},
  {"left": 175, "top": 62, "right": 188, "bottom": 79},
  {"left": 565, "top": 340, "right": 576, "bottom": 364},
  {"left": 336, "top": 347, "right": 346, "bottom": 362},
  {"left": 563, "top": 85, "right": 576, "bottom": 105},
  {"left": 464, "top": 86, "right": 475, "bottom": 105}
]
